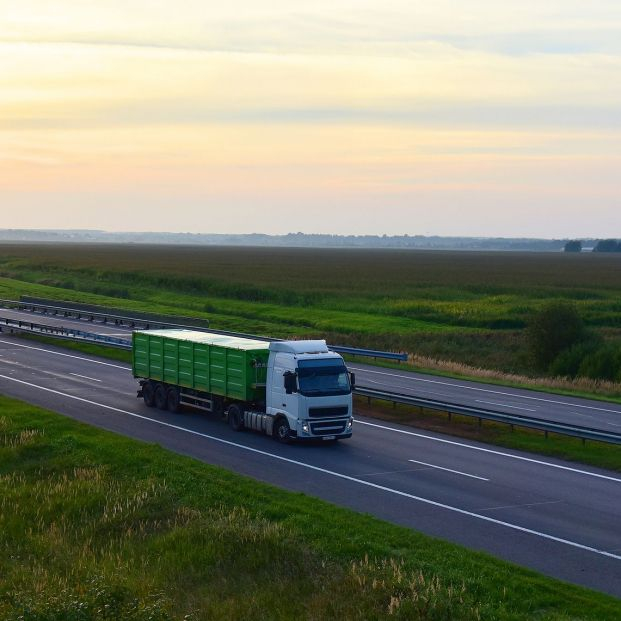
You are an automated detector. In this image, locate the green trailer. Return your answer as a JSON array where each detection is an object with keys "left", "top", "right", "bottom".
[{"left": 133, "top": 330, "right": 270, "bottom": 403}]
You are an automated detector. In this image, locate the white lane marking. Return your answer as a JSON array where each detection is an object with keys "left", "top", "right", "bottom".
[
  {"left": 350, "top": 366, "right": 621, "bottom": 415},
  {"left": 0, "top": 339, "right": 130, "bottom": 370},
  {"left": 356, "top": 420, "right": 621, "bottom": 483},
  {"left": 607, "top": 422, "right": 621, "bottom": 427},
  {"left": 482, "top": 500, "right": 563, "bottom": 512},
  {"left": 408, "top": 459, "right": 489, "bottom": 481},
  {"left": 0, "top": 373, "right": 620, "bottom": 563},
  {"left": 475, "top": 400, "right": 537, "bottom": 412},
  {"left": 70, "top": 373, "right": 102, "bottom": 382}
]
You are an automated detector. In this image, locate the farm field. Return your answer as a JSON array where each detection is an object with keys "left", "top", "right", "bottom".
[
  {"left": 0, "top": 242, "right": 620, "bottom": 380},
  {"left": 1, "top": 394, "right": 620, "bottom": 620}
]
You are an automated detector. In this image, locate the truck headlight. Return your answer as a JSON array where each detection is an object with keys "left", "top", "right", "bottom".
[
  {"left": 302, "top": 423, "right": 310, "bottom": 433},
  {"left": 347, "top": 418, "right": 353, "bottom": 429}
]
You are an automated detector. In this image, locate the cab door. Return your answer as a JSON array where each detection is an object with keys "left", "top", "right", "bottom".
[{"left": 267, "top": 353, "right": 286, "bottom": 415}]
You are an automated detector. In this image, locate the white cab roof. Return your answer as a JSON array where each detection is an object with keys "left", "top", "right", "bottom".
[{"left": 269, "top": 340, "right": 330, "bottom": 354}]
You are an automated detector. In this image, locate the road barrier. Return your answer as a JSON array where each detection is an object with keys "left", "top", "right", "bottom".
[
  {"left": 0, "top": 316, "right": 131, "bottom": 349},
  {"left": 355, "top": 386, "right": 621, "bottom": 446},
  {"left": 3, "top": 298, "right": 208, "bottom": 331},
  {"left": 1, "top": 300, "right": 407, "bottom": 361}
]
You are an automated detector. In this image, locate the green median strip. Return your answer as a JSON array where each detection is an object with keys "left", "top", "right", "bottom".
[{"left": 0, "top": 394, "right": 619, "bottom": 620}]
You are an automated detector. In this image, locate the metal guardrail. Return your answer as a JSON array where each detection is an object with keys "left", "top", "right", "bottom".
[
  {"left": 331, "top": 345, "right": 407, "bottom": 362},
  {"left": 0, "top": 299, "right": 407, "bottom": 361},
  {"left": 20, "top": 296, "right": 212, "bottom": 329},
  {"left": 354, "top": 386, "right": 621, "bottom": 446},
  {"left": 0, "top": 298, "right": 208, "bottom": 332},
  {"left": 0, "top": 317, "right": 132, "bottom": 349}
]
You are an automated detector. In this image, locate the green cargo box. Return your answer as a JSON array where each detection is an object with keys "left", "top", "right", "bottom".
[{"left": 133, "top": 330, "right": 270, "bottom": 402}]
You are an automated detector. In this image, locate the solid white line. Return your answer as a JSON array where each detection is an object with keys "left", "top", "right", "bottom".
[
  {"left": 0, "top": 338, "right": 130, "bottom": 370},
  {"left": 0, "top": 372, "right": 619, "bottom": 562},
  {"left": 475, "top": 400, "right": 537, "bottom": 412},
  {"left": 356, "top": 419, "right": 621, "bottom": 483},
  {"left": 350, "top": 366, "right": 621, "bottom": 414},
  {"left": 408, "top": 459, "right": 489, "bottom": 481},
  {"left": 70, "top": 373, "right": 102, "bottom": 382}
]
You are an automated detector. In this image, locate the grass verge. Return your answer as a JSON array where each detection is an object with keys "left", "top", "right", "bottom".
[
  {"left": 7, "top": 332, "right": 132, "bottom": 364},
  {"left": 0, "top": 394, "right": 620, "bottom": 619}
]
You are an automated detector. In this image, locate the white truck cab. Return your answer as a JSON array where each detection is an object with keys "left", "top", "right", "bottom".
[{"left": 266, "top": 340, "right": 353, "bottom": 442}]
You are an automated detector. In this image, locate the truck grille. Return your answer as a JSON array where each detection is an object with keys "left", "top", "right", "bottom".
[
  {"left": 308, "top": 406, "right": 349, "bottom": 418},
  {"left": 310, "top": 421, "right": 347, "bottom": 436}
]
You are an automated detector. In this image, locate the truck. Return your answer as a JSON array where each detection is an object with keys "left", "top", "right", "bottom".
[{"left": 133, "top": 329, "right": 354, "bottom": 442}]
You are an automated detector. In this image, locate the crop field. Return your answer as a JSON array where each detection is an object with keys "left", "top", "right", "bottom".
[
  {"left": 0, "top": 242, "right": 620, "bottom": 377},
  {"left": 1, "top": 395, "right": 620, "bottom": 620}
]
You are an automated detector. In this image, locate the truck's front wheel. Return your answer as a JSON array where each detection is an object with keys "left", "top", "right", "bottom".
[
  {"left": 273, "top": 418, "right": 290, "bottom": 444},
  {"left": 228, "top": 404, "right": 244, "bottom": 431}
]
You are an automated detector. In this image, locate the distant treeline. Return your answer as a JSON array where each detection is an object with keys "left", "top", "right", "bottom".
[
  {"left": 564, "top": 239, "right": 621, "bottom": 253},
  {"left": 0, "top": 229, "right": 608, "bottom": 251}
]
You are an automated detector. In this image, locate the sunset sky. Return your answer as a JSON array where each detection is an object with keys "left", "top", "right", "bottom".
[{"left": 2, "top": 1, "right": 620, "bottom": 237}]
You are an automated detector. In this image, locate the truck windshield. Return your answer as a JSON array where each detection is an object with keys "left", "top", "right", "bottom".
[{"left": 297, "top": 358, "right": 351, "bottom": 397}]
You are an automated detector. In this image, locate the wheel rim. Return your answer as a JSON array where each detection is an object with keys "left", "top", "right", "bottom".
[{"left": 278, "top": 422, "right": 288, "bottom": 439}]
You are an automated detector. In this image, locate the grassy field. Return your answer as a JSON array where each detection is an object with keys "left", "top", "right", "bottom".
[
  {"left": 0, "top": 242, "right": 620, "bottom": 382},
  {"left": 1, "top": 394, "right": 620, "bottom": 620}
]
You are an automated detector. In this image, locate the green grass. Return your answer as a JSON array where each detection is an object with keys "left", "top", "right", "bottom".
[
  {"left": 13, "top": 332, "right": 132, "bottom": 364},
  {"left": 0, "top": 242, "right": 620, "bottom": 378},
  {"left": 1, "top": 394, "right": 620, "bottom": 620}
]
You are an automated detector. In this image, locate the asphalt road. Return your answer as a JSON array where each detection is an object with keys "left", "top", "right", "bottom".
[
  {"left": 0, "top": 333, "right": 620, "bottom": 599},
  {"left": 2, "top": 306, "right": 621, "bottom": 434}
]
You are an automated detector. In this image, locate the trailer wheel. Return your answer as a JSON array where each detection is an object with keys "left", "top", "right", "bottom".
[
  {"left": 228, "top": 404, "right": 244, "bottom": 431},
  {"left": 167, "top": 388, "right": 180, "bottom": 413},
  {"left": 154, "top": 384, "right": 168, "bottom": 410},
  {"left": 273, "top": 418, "right": 290, "bottom": 444},
  {"left": 142, "top": 382, "right": 155, "bottom": 408}
]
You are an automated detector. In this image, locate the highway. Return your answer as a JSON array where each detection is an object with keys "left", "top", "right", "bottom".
[
  {"left": 1, "top": 333, "right": 620, "bottom": 598},
  {"left": 2, "top": 305, "right": 621, "bottom": 434}
]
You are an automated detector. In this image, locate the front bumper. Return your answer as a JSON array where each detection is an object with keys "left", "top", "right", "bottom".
[{"left": 295, "top": 417, "right": 353, "bottom": 441}]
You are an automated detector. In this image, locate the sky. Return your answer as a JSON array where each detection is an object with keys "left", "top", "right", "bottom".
[{"left": 1, "top": 1, "right": 620, "bottom": 238}]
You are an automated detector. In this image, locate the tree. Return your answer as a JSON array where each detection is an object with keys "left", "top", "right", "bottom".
[
  {"left": 593, "top": 239, "right": 620, "bottom": 252},
  {"left": 563, "top": 240, "right": 582, "bottom": 252},
  {"left": 526, "top": 302, "right": 585, "bottom": 370}
]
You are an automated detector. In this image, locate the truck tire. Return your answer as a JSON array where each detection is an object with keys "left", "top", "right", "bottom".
[
  {"left": 228, "top": 404, "right": 244, "bottom": 431},
  {"left": 167, "top": 388, "right": 180, "bottom": 413},
  {"left": 154, "top": 384, "right": 167, "bottom": 410},
  {"left": 142, "top": 382, "right": 155, "bottom": 408},
  {"left": 273, "top": 417, "right": 290, "bottom": 444}
]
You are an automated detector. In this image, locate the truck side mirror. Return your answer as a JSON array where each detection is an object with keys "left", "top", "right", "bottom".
[
  {"left": 350, "top": 372, "right": 356, "bottom": 389},
  {"left": 284, "top": 371, "right": 297, "bottom": 394}
]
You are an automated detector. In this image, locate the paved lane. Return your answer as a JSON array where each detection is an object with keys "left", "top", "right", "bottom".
[
  {"left": 0, "top": 334, "right": 620, "bottom": 597},
  {"left": 350, "top": 363, "right": 621, "bottom": 432}
]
